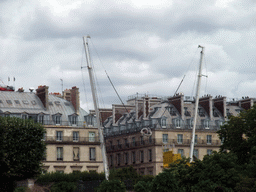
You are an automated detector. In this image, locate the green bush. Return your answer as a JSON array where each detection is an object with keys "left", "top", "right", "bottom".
[
  {"left": 96, "top": 179, "right": 126, "bottom": 192},
  {"left": 51, "top": 181, "right": 77, "bottom": 192},
  {"left": 134, "top": 181, "right": 152, "bottom": 192},
  {"left": 36, "top": 171, "right": 105, "bottom": 184}
]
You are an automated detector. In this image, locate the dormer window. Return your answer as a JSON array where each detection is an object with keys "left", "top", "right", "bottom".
[
  {"left": 85, "top": 115, "right": 94, "bottom": 126},
  {"left": 69, "top": 114, "right": 78, "bottom": 126},
  {"left": 53, "top": 114, "right": 62, "bottom": 125},
  {"left": 203, "top": 119, "right": 210, "bottom": 129},
  {"left": 38, "top": 115, "right": 44, "bottom": 124},
  {"left": 186, "top": 119, "right": 193, "bottom": 128},
  {"left": 173, "top": 118, "right": 181, "bottom": 128},
  {"left": 161, "top": 117, "right": 167, "bottom": 128},
  {"left": 198, "top": 108, "right": 205, "bottom": 117},
  {"left": 213, "top": 109, "right": 219, "bottom": 117},
  {"left": 167, "top": 107, "right": 176, "bottom": 116},
  {"left": 22, "top": 114, "right": 28, "bottom": 119}
]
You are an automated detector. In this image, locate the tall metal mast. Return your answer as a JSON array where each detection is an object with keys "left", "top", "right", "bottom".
[
  {"left": 189, "top": 45, "right": 205, "bottom": 163},
  {"left": 83, "top": 35, "right": 109, "bottom": 180}
]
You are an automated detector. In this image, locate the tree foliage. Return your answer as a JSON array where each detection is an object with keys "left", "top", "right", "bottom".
[
  {"left": 96, "top": 179, "right": 126, "bottom": 192},
  {"left": 0, "top": 116, "right": 46, "bottom": 181},
  {"left": 217, "top": 105, "right": 256, "bottom": 164}
]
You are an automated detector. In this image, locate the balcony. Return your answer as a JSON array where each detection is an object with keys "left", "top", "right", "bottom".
[
  {"left": 37, "top": 120, "right": 91, "bottom": 127},
  {"left": 105, "top": 138, "right": 221, "bottom": 152},
  {"left": 104, "top": 124, "right": 220, "bottom": 138},
  {"left": 44, "top": 136, "right": 100, "bottom": 144}
]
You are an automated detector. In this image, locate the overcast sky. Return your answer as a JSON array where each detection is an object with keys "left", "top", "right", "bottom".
[{"left": 1, "top": 0, "right": 256, "bottom": 111}]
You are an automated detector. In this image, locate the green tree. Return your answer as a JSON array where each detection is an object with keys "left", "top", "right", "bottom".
[
  {"left": 0, "top": 116, "right": 46, "bottom": 191},
  {"left": 217, "top": 105, "right": 256, "bottom": 164},
  {"left": 96, "top": 179, "right": 126, "bottom": 192},
  {"left": 189, "top": 152, "right": 241, "bottom": 192}
]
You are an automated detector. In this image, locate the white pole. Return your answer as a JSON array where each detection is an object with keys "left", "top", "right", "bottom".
[
  {"left": 83, "top": 36, "right": 109, "bottom": 180},
  {"left": 189, "top": 45, "right": 204, "bottom": 163}
]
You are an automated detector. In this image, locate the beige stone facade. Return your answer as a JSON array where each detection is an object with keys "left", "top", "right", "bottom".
[
  {"left": 103, "top": 94, "right": 252, "bottom": 176},
  {"left": 0, "top": 85, "right": 104, "bottom": 174},
  {"left": 42, "top": 125, "right": 103, "bottom": 173},
  {"left": 105, "top": 129, "right": 220, "bottom": 175}
]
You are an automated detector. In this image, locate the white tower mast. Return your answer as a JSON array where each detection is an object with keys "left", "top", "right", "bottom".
[
  {"left": 83, "top": 35, "right": 109, "bottom": 180},
  {"left": 189, "top": 45, "right": 205, "bottom": 163}
]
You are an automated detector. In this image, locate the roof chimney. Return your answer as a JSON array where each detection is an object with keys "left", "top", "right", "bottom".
[
  {"left": 168, "top": 94, "right": 184, "bottom": 120},
  {"left": 36, "top": 85, "right": 49, "bottom": 110},
  {"left": 71, "top": 86, "right": 80, "bottom": 114}
]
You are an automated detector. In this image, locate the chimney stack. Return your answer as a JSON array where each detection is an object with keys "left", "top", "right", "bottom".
[
  {"left": 36, "top": 85, "right": 49, "bottom": 110},
  {"left": 71, "top": 86, "right": 80, "bottom": 115}
]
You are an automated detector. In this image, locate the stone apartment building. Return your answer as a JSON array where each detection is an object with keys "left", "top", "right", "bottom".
[
  {"left": 0, "top": 85, "right": 103, "bottom": 173},
  {"left": 102, "top": 93, "right": 254, "bottom": 176}
]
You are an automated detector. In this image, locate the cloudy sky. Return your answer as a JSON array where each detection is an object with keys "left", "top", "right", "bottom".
[{"left": 1, "top": 0, "right": 256, "bottom": 111}]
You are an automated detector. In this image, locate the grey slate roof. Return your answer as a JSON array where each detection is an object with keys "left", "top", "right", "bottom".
[{"left": 0, "top": 91, "right": 88, "bottom": 122}]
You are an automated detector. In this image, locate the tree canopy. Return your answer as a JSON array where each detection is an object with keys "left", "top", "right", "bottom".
[
  {"left": 0, "top": 116, "right": 46, "bottom": 187},
  {"left": 217, "top": 105, "right": 256, "bottom": 164}
]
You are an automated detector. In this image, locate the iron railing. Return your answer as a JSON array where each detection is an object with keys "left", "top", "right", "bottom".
[
  {"left": 106, "top": 138, "right": 221, "bottom": 152},
  {"left": 44, "top": 136, "right": 100, "bottom": 144}
]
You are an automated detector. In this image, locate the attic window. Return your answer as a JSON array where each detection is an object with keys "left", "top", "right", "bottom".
[
  {"left": 31, "top": 100, "right": 37, "bottom": 105},
  {"left": 49, "top": 102, "right": 53, "bottom": 105},
  {"left": 22, "top": 100, "right": 29, "bottom": 105},
  {"left": 64, "top": 102, "right": 70, "bottom": 106},
  {"left": 55, "top": 101, "right": 61, "bottom": 105},
  {"left": 14, "top": 100, "right": 20, "bottom": 104},
  {"left": 6, "top": 100, "right": 12, "bottom": 104}
]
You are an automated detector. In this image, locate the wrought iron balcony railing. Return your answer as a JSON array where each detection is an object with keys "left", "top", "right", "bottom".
[
  {"left": 44, "top": 136, "right": 100, "bottom": 144},
  {"left": 106, "top": 138, "right": 221, "bottom": 152}
]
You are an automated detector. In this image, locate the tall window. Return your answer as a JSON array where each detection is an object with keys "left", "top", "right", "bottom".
[
  {"left": 55, "top": 116, "right": 61, "bottom": 125},
  {"left": 149, "top": 135, "right": 152, "bottom": 143},
  {"left": 193, "top": 149, "right": 199, "bottom": 159},
  {"left": 117, "top": 153, "right": 121, "bottom": 166},
  {"left": 38, "top": 115, "right": 44, "bottom": 124},
  {"left": 140, "top": 151, "right": 144, "bottom": 163},
  {"left": 161, "top": 118, "right": 167, "bottom": 128},
  {"left": 194, "top": 135, "right": 198, "bottom": 144},
  {"left": 89, "top": 147, "right": 96, "bottom": 161},
  {"left": 73, "top": 131, "right": 79, "bottom": 142},
  {"left": 57, "top": 147, "right": 63, "bottom": 160},
  {"left": 207, "top": 135, "right": 212, "bottom": 144},
  {"left": 175, "top": 119, "right": 181, "bottom": 128},
  {"left": 162, "top": 134, "right": 168, "bottom": 143},
  {"left": 73, "top": 147, "right": 79, "bottom": 161},
  {"left": 148, "top": 149, "right": 152, "bottom": 162},
  {"left": 132, "top": 137, "right": 136, "bottom": 147},
  {"left": 56, "top": 131, "right": 63, "bottom": 141},
  {"left": 204, "top": 120, "right": 210, "bottom": 129},
  {"left": 177, "top": 134, "right": 183, "bottom": 144},
  {"left": 89, "top": 132, "right": 95, "bottom": 142},
  {"left": 178, "top": 149, "right": 184, "bottom": 157},
  {"left": 71, "top": 116, "right": 77, "bottom": 125},
  {"left": 132, "top": 151, "right": 136, "bottom": 164},
  {"left": 124, "top": 153, "right": 129, "bottom": 165}
]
